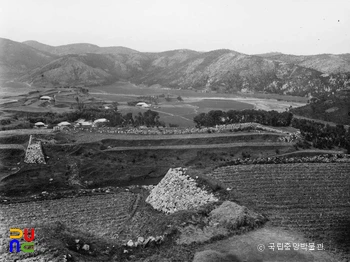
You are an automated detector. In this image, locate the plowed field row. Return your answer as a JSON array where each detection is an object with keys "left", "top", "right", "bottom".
[
  {"left": 209, "top": 163, "right": 350, "bottom": 258},
  {"left": 0, "top": 192, "right": 135, "bottom": 241}
]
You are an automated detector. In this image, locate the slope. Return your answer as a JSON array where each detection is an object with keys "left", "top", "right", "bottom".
[
  {"left": 7, "top": 39, "right": 349, "bottom": 96},
  {"left": 23, "top": 40, "right": 140, "bottom": 56},
  {"left": 0, "top": 38, "right": 57, "bottom": 79},
  {"left": 20, "top": 55, "right": 118, "bottom": 87},
  {"left": 256, "top": 52, "right": 350, "bottom": 74},
  {"left": 131, "top": 49, "right": 350, "bottom": 96}
]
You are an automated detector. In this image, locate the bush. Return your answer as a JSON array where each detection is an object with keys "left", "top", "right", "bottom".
[
  {"left": 0, "top": 119, "right": 11, "bottom": 125},
  {"left": 241, "top": 152, "right": 251, "bottom": 159}
]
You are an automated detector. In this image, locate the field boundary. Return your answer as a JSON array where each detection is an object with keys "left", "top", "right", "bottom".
[{"left": 104, "top": 142, "right": 293, "bottom": 151}]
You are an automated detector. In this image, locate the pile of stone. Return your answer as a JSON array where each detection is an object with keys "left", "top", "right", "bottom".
[
  {"left": 226, "top": 153, "right": 350, "bottom": 165},
  {"left": 123, "top": 236, "right": 164, "bottom": 249},
  {"left": 70, "top": 122, "right": 294, "bottom": 136},
  {"left": 176, "top": 201, "right": 268, "bottom": 245},
  {"left": 146, "top": 167, "right": 218, "bottom": 214},
  {"left": 24, "top": 135, "right": 46, "bottom": 164}
]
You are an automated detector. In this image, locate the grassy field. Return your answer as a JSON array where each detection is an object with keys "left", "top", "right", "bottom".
[
  {"left": 208, "top": 163, "right": 350, "bottom": 259},
  {"left": 190, "top": 99, "right": 254, "bottom": 110},
  {"left": 0, "top": 129, "right": 294, "bottom": 196},
  {"left": 0, "top": 80, "right": 307, "bottom": 127}
]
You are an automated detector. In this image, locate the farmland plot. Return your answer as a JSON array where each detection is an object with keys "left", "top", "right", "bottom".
[
  {"left": 209, "top": 163, "right": 350, "bottom": 258},
  {"left": 0, "top": 192, "right": 136, "bottom": 241}
]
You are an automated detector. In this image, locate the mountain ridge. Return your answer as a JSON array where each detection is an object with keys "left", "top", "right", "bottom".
[
  {"left": 1, "top": 38, "right": 350, "bottom": 96},
  {"left": 255, "top": 52, "right": 350, "bottom": 74}
]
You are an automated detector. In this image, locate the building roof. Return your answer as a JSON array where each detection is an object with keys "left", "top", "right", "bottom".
[
  {"left": 58, "top": 121, "right": 71, "bottom": 126},
  {"left": 93, "top": 118, "right": 108, "bottom": 123},
  {"left": 40, "top": 96, "right": 52, "bottom": 100},
  {"left": 34, "top": 122, "right": 46, "bottom": 126},
  {"left": 136, "top": 102, "right": 149, "bottom": 106},
  {"left": 80, "top": 121, "right": 93, "bottom": 126}
]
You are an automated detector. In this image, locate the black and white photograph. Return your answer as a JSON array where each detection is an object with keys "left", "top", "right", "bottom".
[{"left": 0, "top": 0, "right": 349, "bottom": 261}]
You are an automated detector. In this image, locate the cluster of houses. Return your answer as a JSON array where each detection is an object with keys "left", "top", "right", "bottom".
[
  {"left": 34, "top": 95, "right": 152, "bottom": 129},
  {"left": 35, "top": 118, "right": 109, "bottom": 130}
]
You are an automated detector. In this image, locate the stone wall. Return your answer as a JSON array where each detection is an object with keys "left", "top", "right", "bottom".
[{"left": 24, "top": 135, "right": 46, "bottom": 164}]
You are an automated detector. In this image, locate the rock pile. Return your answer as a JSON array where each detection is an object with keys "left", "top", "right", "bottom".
[
  {"left": 225, "top": 153, "right": 350, "bottom": 166},
  {"left": 123, "top": 235, "right": 165, "bottom": 249},
  {"left": 24, "top": 135, "right": 46, "bottom": 164},
  {"left": 69, "top": 122, "right": 294, "bottom": 136},
  {"left": 146, "top": 167, "right": 218, "bottom": 214},
  {"left": 176, "top": 201, "right": 267, "bottom": 245}
]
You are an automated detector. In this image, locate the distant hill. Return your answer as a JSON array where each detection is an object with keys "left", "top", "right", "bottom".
[
  {"left": 131, "top": 49, "right": 350, "bottom": 97},
  {"left": 256, "top": 52, "right": 350, "bottom": 74},
  {"left": 23, "top": 40, "right": 139, "bottom": 56},
  {"left": 0, "top": 38, "right": 57, "bottom": 79},
  {"left": 1, "top": 38, "right": 349, "bottom": 96},
  {"left": 19, "top": 54, "right": 118, "bottom": 87}
]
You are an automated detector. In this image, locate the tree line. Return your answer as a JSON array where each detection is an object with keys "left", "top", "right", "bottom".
[
  {"left": 193, "top": 109, "right": 293, "bottom": 127},
  {"left": 291, "top": 118, "right": 350, "bottom": 152}
]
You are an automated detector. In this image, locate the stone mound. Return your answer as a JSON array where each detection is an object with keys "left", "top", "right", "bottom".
[
  {"left": 24, "top": 135, "right": 46, "bottom": 164},
  {"left": 176, "top": 201, "right": 268, "bottom": 245},
  {"left": 209, "top": 201, "right": 265, "bottom": 229},
  {"left": 146, "top": 167, "right": 218, "bottom": 214}
]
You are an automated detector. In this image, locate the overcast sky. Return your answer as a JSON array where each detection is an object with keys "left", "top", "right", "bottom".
[{"left": 1, "top": 0, "right": 349, "bottom": 55}]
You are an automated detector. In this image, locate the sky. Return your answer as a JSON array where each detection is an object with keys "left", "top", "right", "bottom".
[{"left": 0, "top": 0, "right": 349, "bottom": 55}]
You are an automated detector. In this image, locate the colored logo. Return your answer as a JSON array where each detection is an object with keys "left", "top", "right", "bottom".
[{"left": 9, "top": 228, "right": 35, "bottom": 253}]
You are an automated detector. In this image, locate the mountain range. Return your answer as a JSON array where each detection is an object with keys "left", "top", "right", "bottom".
[{"left": 1, "top": 37, "right": 350, "bottom": 97}]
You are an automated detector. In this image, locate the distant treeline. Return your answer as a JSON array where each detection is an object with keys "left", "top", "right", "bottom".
[
  {"left": 193, "top": 109, "right": 293, "bottom": 127},
  {"left": 291, "top": 118, "right": 350, "bottom": 152}
]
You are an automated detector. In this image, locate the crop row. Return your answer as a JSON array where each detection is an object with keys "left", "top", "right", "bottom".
[
  {"left": 209, "top": 163, "right": 350, "bottom": 257},
  {"left": 0, "top": 192, "right": 136, "bottom": 239}
]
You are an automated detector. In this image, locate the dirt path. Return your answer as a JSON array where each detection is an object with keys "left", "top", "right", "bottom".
[
  {"left": 292, "top": 114, "right": 346, "bottom": 128},
  {"left": 71, "top": 132, "right": 284, "bottom": 143},
  {"left": 0, "top": 144, "right": 25, "bottom": 150},
  {"left": 197, "top": 225, "right": 340, "bottom": 262},
  {"left": 0, "top": 129, "right": 53, "bottom": 137},
  {"left": 104, "top": 142, "right": 292, "bottom": 151},
  {"left": 277, "top": 149, "right": 345, "bottom": 157}
]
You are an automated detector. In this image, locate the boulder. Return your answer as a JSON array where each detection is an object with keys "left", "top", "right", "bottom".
[
  {"left": 82, "top": 244, "right": 90, "bottom": 251},
  {"left": 127, "top": 240, "right": 134, "bottom": 247},
  {"left": 209, "top": 201, "right": 266, "bottom": 230}
]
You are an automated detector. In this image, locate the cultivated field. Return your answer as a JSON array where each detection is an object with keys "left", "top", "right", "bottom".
[
  {"left": 208, "top": 162, "right": 350, "bottom": 259},
  {"left": 0, "top": 192, "right": 136, "bottom": 241},
  {"left": 0, "top": 80, "right": 306, "bottom": 127}
]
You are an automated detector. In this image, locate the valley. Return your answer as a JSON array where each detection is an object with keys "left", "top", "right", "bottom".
[{"left": 0, "top": 36, "right": 350, "bottom": 262}]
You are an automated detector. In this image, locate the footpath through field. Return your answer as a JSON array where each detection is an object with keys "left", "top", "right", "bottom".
[
  {"left": 104, "top": 142, "right": 292, "bottom": 151},
  {"left": 0, "top": 129, "right": 53, "bottom": 137},
  {"left": 293, "top": 114, "right": 348, "bottom": 128},
  {"left": 71, "top": 131, "right": 284, "bottom": 143},
  {"left": 0, "top": 144, "right": 25, "bottom": 150}
]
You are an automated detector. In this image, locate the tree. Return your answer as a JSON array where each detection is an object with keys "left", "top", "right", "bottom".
[{"left": 75, "top": 96, "right": 85, "bottom": 111}]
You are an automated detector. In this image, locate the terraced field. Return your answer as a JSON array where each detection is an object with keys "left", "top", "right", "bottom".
[
  {"left": 0, "top": 192, "right": 136, "bottom": 242},
  {"left": 208, "top": 163, "right": 350, "bottom": 259}
]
